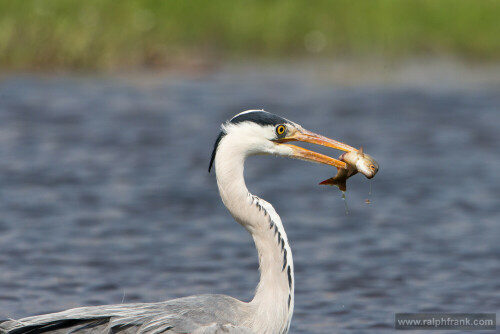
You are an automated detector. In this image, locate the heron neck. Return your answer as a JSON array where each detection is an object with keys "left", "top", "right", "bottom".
[
  {"left": 215, "top": 146, "right": 294, "bottom": 334},
  {"left": 247, "top": 198, "right": 294, "bottom": 334}
]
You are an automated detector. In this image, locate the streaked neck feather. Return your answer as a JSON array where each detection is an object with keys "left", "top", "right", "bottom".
[{"left": 214, "top": 135, "right": 294, "bottom": 334}]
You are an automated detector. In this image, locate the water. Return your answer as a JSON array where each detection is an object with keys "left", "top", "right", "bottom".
[{"left": 0, "top": 67, "right": 499, "bottom": 333}]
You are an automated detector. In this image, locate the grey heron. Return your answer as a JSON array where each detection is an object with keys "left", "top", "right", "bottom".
[{"left": 1, "top": 110, "right": 363, "bottom": 334}]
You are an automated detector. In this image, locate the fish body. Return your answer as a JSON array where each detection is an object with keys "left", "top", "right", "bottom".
[
  {"left": 320, "top": 147, "right": 378, "bottom": 191},
  {"left": 319, "top": 165, "right": 356, "bottom": 191}
]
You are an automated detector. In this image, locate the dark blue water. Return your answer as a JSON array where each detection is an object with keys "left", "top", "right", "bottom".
[{"left": 0, "top": 68, "right": 499, "bottom": 333}]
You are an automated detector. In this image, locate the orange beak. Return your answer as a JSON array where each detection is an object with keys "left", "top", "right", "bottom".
[{"left": 276, "top": 129, "right": 358, "bottom": 169}]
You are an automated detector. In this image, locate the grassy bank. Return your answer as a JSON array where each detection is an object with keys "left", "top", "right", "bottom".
[{"left": 1, "top": 0, "right": 499, "bottom": 70}]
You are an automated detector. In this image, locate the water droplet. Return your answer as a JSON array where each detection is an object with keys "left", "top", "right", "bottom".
[
  {"left": 341, "top": 191, "right": 349, "bottom": 215},
  {"left": 365, "top": 180, "right": 373, "bottom": 204}
]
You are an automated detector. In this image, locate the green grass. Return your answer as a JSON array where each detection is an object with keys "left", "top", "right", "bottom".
[{"left": 1, "top": 0, "right": 499, "bottom": 70}]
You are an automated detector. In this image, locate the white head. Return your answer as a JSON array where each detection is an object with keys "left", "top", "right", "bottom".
[{"left": 209, "top": 110, "right": 359, "bottom": 173}]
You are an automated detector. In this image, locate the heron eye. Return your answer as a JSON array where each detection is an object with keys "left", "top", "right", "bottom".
[{"left": 275, "top": 124, "right": 287, "bottom": 137}]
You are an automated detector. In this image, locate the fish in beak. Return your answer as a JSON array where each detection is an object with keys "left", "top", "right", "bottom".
[
  {"left": 275, "top": 127, "right": 378, "bottom": 191},
  {"left": 275, "top": 128, "right": 359, "bottom": 169},
  {"left": 319, "top": 147, "right": 379, "bottom": 191}
]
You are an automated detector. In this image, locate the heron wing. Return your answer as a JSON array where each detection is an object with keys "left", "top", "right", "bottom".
[
  {"left": 192, "top": 324, "right": 253, "bottom": 334},
  {"left": 0, "top": 295, "right": 254, "bottom": 334}
]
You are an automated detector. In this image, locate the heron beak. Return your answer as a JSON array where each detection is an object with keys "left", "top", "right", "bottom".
[{"left": 277, "top": 129, "right": 358, "bottom": 169}]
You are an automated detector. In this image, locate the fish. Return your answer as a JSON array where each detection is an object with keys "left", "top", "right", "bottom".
[{"left": 319, "top": 147, "right": 379, "bottom": 191}]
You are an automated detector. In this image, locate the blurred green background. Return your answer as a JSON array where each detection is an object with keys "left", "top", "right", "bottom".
[{"left": 1, "top": 0, "right": 499, "bottom": 71}]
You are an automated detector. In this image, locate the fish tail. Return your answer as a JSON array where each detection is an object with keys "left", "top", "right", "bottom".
[
  {"left": 319, "top": 178, "right": 347, "bottom": 192},
  {"left": 319, "top": 178, "right": 334, "bottom": 185}
]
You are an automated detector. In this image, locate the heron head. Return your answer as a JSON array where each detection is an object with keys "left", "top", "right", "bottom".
[{"left": 209, "top": 110, "right": 359, "bottom": 172}]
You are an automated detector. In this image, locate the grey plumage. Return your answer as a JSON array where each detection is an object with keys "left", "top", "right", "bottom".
[{"left": 1, "top": 295, "right": 253, "bottom": 334}]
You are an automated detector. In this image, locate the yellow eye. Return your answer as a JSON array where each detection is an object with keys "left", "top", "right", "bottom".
[{"left": 276, "top": 124, "right": 286, "bottom": 136}]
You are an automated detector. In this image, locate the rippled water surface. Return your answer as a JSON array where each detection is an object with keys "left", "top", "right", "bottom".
[{"left": 0, "top": 68, "right": 499, "bottom": 333}]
